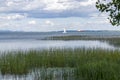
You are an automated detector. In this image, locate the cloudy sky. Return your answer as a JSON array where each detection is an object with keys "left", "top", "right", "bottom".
[{"left": 0, "top": 0, "right": 120, "bottom": 32}]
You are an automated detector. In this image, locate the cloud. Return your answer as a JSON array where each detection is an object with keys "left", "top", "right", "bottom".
[
  {"left": 80, "top": 0, "right": 97, "bottom": 6},
  {"left": 45, "top": 20, "right": 54, "bottom": 26},
  {"left": 28, "top": 20, "right": 37, "bottom": 25},
  {"left": 0, "top": 13, "right": 27, "bottom": 20},
  {"left": 0, "top": 0, "right": 117, "bottom": 32},
  {"left": 0, "top": 0, "right": 98, "bottom": 18},
  {"left": 6, "top": 1, "right": 14, "bottom": 6}
]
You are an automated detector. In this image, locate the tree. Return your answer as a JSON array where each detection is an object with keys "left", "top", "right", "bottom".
[{"left": 96, "top": 0, "right": 120, "bottom": 26}]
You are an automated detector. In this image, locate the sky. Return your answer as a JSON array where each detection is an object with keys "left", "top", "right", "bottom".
[{"left": 0, "top": 0, "right": 120, "bottom": 32}]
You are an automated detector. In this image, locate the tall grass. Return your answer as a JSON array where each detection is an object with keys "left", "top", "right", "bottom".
[
  {"left": 0, "top": 48, "right": 120, "bottom": 80},
  {"left": 45, "top": 35, "right": 120, "bottom": 47}
]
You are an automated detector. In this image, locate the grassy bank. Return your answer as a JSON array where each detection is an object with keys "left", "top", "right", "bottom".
[
  {"left": 44, "top": 35, "right": 120, "bottom": 47},
  {"left": 0, "top": 48, "right": 120, "bottom": 80},
  {"left": 44, "top": 35, "right": 120, "bottom": 40}
]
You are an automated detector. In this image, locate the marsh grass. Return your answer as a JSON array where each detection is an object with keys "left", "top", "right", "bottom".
[
  {"left": 45, "top": 35, "right": 120, "bottom": 47},
  {"left": 0, "top": 48, "right": 120, "bottom": 80}
]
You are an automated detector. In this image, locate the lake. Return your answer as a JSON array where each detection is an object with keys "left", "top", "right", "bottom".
[
  {"left": 0, "top": 40, "right": 117, "bottom": 52},
  {"left": 0, "top": 31, "right": 120, "bottom": 80},
  {"left": 0, "top": 31, "right": 120, "bottom": 51}
]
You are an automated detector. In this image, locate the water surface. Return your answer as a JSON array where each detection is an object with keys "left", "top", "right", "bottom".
[
  {"left": 0, "top": 39, "right": 116, "bottom": 52},
  {"left": 0, "top": 31, "right": 120, "bottom": 51}
]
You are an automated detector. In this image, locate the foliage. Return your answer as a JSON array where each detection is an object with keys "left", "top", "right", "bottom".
[{"left": 96, "top": 0, "right": 120, "bottom": 26}]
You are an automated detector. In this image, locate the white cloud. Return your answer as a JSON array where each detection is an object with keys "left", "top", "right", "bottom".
[
  {"left": 28, "top": 20, "right": 37, "bottom": 25},
  {"left": 23, "top": 0, "right": 45, "bottom": 11},
  {"left": 0, "top": 0, "right": 118, "bottom": 32},
  {"left": 0, "top": 0, "right": 97, "bottom": 12},
  {"left": 87, "top": 20, "right": 109, "bottom": 24},
  {"left": 45, "top": 20, "right": 54, "bottom": 26},
  {"left": 9, "top": 14, "right": 26, "bottom": 20},
  {"left": 43, "top": 0, "right": 69, "bottom": 11},
  {"left": 0, "top": 14, "right": 27, "bottom": 20},
  {"left": 80, "top": 0, "right": 97, "bottom": 6},
  {"left": 6, "top": 1, "right": 14, "bottom": 6},
  {"left": 0, "top": 0, "right": 99, "bottom": 18}
]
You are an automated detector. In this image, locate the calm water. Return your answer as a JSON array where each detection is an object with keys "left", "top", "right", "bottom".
[
  {"left": 0, "top": 68, "right": 75, "bottom": 80},
  {"left": 0, "top": 31, "right": 120, "bottom": 51},
  {"left": 0, "top": 31, "right": 120, "bottom": 80},
  {"left": 0, "top": 40, "right": 116, "bottom": 52}
]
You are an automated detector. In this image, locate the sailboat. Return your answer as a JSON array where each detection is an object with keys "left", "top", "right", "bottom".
[{"left": 63, "top": 28, "right": 67, "bottom": 33}]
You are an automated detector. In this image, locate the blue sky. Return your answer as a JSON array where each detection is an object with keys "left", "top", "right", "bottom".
[{"left": 0, "top": 0, "right": 120, "bottom": 32}]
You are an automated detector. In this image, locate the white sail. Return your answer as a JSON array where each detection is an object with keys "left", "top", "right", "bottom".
[{"left": 63, "top": 28, "right": 67, "bottom": 33}]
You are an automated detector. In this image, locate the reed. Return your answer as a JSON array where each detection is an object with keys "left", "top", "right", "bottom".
[
  {"left": 0, "top": 48, "right": 120, "bottom": 80},
  {"left": 45, "top": 35, "right": 120, "bottom": 47}
]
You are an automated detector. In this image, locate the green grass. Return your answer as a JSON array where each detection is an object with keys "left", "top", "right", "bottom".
[
  {"left": 44, "top": 35, "right": 120, "bottom": 47},
  {"left": 44, "top": 35, "right": 120, "bottom": 40},
  {"left": 0, "top": 48, "right": 120, "bottom": 80}
]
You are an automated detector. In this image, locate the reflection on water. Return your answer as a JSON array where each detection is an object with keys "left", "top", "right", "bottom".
[
  {"left": 0, "top": 68, "right": 75, "bottom": 80},
  {"left": 104, "top": 40, "right": 120, "bottom": 48},
  {"left": 0, "top": 39, "right": 119, "bottom": 80},
  {"left": 0, "top": 40, "right": 116, "bottom": 52},
  {"left": 0, "top": 31, "right": 120, "bottom": 79}
]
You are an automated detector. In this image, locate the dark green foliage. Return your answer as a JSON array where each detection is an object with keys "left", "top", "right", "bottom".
[{"left": 96, "top": 0, "right": 120, "bottom": 26}]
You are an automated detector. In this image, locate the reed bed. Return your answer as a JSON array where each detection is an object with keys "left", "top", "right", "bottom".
[
  {"left": 45, "top": 35, "right": 120, "bottom": 47},
  {"left": 0, "top": 48, "right": 120, "bottom": 80}
]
